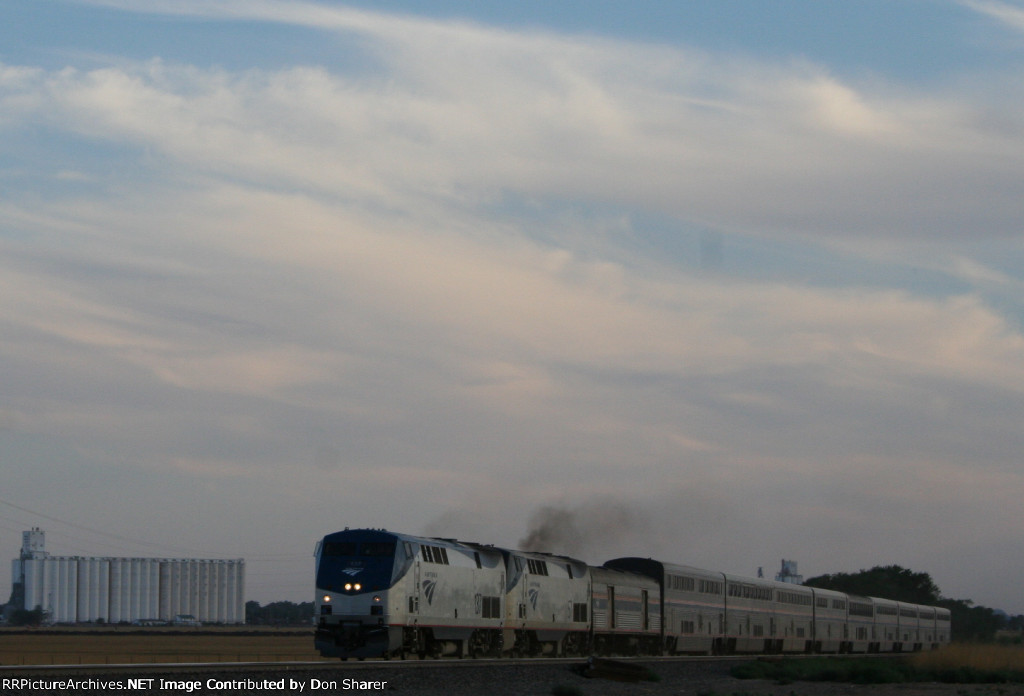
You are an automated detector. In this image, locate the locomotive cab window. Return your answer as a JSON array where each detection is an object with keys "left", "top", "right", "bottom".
[
  {"left": 322, "top": 542, "right": 357, "bottom": 556},
  {"left": 361, "top": 542, "right": 395, "bottom": 557},
  {"left": 420, "top": 545, "right": 450, "bottom": 564},
  {"left": 526, "top": 559, "right": 549, "bottom": 576}
]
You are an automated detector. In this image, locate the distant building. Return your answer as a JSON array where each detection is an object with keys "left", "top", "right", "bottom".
[
  {"left": 9, "top": 528, "right": 245, "bottom": 624},
  {"left": 775, "top": 559, "right": 804, "bottom": 584}
]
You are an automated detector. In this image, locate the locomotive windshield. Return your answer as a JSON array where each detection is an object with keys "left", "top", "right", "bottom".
[
  {"left": 361, "top": 542, "right": 396, "bottom": 556},
  {"left": 316, "top": 530, "right": 403, "bottom": 594},
  {"left": 322, "top": 541, "right": 395, "bottom": 557},
  {"left": 322, "top": 542, "right": 356, "bottom": 556}
]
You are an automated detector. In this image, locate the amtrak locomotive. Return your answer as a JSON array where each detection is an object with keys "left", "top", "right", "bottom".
[{"left": 314, "top": 528, "right": 950, "bottom": 660}]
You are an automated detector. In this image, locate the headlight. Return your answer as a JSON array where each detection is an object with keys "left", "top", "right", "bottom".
[
  {"left": 354, "top": 583, "right": 362, "bottom": 591},
  {"left": 322, "top": 594, "right": 332, "bottom": 603},
  {"left": 344, "top": 583, "right": 352, "bottom": 590}
]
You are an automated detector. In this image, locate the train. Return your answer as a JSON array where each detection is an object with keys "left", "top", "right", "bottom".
[{"left": 313, "top": 528, "right": 951, "bottom": 660}]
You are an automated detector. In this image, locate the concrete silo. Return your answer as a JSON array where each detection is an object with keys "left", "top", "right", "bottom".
[{"left": 8, "top": 529, "right": 245, "bottom": 625}]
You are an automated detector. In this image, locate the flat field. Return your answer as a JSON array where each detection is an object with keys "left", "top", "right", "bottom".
[
  {"left": 910, "top": 642, "right": 1024, "bottom": 672},
  {"left": 0, "top": 627, "right": 328, "bottom": 666}
]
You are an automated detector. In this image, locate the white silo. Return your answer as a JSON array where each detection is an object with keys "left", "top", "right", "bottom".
[
  {"left": 129, "top": 558, "right": 141, "bottom": 621},
  {"left": 187, "top": 559, "right": 198, "bottom": 617},
  {"left": 171, "top": 560, "right": 184, "bottom": 618},
  {"left": 198, "top": 561, "right": 210, "bottom": 621},
  {"left": 10, "top": 530, "right": 246, "bottom": 624},
  {"left": 79, "top": 558, "right": 107, "bottom": 623},
  {"left": 73, "top": 558, "right": 103, "bottom": 622},
  {"left": 40, "top": 557, "right": 63, "bottom": 622},
  {"left": 109, "top": 559, "right": 122, "bottom": 622},
  {"left": 23, "top": 557, "right": 40, "bottom": 613},
  {"left": 96, "top": 559, "right": 109, "bottom": 620},
  {"left": 52, "top": 558, "right": 66, "bottom": 622},
  {"left": 147, "top": 558, "right": 160, "bottom": 619},
  {"left": 215, "top": 561, "right": 226, "bottom": 623},
  {"left": 236, "top": 561, "right": 244, "bottom": 622},
  {"left": 159, "top": 560, "right": 172, "bottom": 620},
  {"left": 224, "top": 561, "right": 236, "bottom": 623},
  {"left": 120, "top": 559, "right": 132, "bottom": 621},
  {"left": 63, "top": 557, "right": 78, "bottom": 623},
  {"left": 229, "top": 560, "right": 245, "bottom": 623},
  {"left": 77, "top": 560, "right": 91, "bottom": 622},
  {"left": 43, "top": 557, "right": 60, "bottom": 622},
  {"left": 141, "top": 558, "right": 154, "bottom": 619}
]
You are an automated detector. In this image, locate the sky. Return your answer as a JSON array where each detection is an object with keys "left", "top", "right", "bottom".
[{"left": 1, "top": 0, "right": 1023, "bottom": 614}]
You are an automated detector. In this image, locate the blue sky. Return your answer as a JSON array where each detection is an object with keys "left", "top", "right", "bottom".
[
  {"left": 2, "top": 0, "right": 1024, "bottom": 613},
  {"left": 4, "top": 1, "right": 1011, "bottom": 80}
]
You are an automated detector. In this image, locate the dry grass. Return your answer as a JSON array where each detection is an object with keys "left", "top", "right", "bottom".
[
  {"left": 0, "top": 628, "right": 332, "bottom": 666},
  {"left": 910, "top": 643, "right": 1024, "bottom": 673}
]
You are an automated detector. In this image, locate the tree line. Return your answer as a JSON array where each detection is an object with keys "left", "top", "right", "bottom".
[
  {"left": 804, "top": 564, "right": 1022, "bottom": 642},
  {"left": 244, "top": 600, "right": 315, "bottom": 626}
]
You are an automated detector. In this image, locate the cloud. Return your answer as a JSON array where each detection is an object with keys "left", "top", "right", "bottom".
[
  {"left": 960, "top": 0, "right": 1024, "bottom": 33},
  {"left": 7, "top": 2, "right": 1024, "bottom": 241},
  {"left": 3, "top": 2, "right": 1024, "bottom": 609}
]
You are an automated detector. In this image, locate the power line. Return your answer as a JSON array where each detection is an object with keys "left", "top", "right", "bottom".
[{"left": 0, "top": 496, "right": 219, "bottom": 557}]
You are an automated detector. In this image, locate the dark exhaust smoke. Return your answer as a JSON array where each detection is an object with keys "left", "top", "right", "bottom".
[{"left": 517, "top": 500, "right": 651, "bottom": 559}]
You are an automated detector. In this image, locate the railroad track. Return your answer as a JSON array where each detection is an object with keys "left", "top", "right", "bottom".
[{"left": 0, "top": 651, "right": 894, "bottom": 675}]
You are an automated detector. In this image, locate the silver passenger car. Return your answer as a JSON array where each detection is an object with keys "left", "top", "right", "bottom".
[
  {"left": 872, "top": 597, "right": 901, "bottom": 652},
  {"left": 603, "top": 557, "right": 726, "bottom": 655},
  {"left": 811, "top": 587, "right": 853, "bottom": 653},
  {"left": 589, "top": 565, "right": 661, "bottom": 655}
]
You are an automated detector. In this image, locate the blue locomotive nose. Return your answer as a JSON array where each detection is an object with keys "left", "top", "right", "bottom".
[
  {"left": 316, "top": 533, "right": 399, "bottom": 594},
  {"left": 314, "top": 530, "right": 409, "bottom": 659}
]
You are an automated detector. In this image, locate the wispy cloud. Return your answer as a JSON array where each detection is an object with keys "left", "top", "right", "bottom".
[
  {"left": 960, "top": 0, "right": 1024, "bottom": 33},
  {"left": 12, "top": 2, "right": 1024, "bottom": 240},
  {"left": 2, "top": 1, "right": 1024, "bottom": 609}
]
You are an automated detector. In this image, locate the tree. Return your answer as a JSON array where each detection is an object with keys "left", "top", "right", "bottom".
[
  {"left": 804, "top": 565, "right": 1010, "bottom": 642},
  {"left": 937, "top": 599, "right": 1005, "bottom": 642},
  {"left": 804, "top": 565, "right": 941, "bottom": 605},
  {"left": 245, "top": 600, "right": 261, "bottom": 624},
  {"left": 9, "top": 605, "right": 46, "bottom": 626},
  {"left": 245, "top": 600, "right": 315, "bottom": 626}
]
